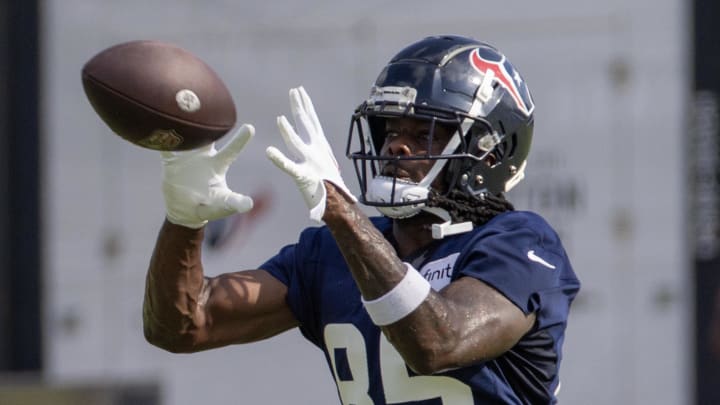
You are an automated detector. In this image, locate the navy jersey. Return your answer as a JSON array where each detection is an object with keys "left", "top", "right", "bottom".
[{"left": 262, "top": 211, "right": 580, "bottom": 404}]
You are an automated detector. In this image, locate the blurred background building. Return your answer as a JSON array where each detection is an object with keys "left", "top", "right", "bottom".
[{"left": 1, "top": 0, "right": 718, "bottom": 404}]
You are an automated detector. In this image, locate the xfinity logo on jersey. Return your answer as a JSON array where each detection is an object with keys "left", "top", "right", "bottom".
[{"left": 419, "top": 253, "right": 460, "bottom": 291}]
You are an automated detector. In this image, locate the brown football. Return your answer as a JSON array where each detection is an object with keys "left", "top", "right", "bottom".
[{"left": 82, "top": 40, "right": 236, "bottom": 151}]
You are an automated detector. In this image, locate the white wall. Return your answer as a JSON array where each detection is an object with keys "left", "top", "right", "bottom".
[{"left": 43, "top": 1, "right": 691, "bottom": 404}]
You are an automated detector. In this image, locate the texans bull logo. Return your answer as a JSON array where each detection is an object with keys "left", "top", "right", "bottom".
[{"left": 469, "top": 47, "right": 534, "bottom": 116}]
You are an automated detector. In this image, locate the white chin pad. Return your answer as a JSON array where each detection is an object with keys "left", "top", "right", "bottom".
[{"left": 367, "top": 176, "right": 428, "bottom": 219}]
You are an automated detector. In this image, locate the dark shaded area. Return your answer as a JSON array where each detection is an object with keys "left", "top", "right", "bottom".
[{"left": 0, "top": 0, "right": 42, "bottom": 371}]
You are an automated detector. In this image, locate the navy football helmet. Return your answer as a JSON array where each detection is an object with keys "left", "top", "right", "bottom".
[{"left": 347, "top": 35, "right": 534, "bottom": 220}]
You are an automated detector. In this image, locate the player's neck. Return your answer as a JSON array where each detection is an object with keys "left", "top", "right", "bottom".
[{"left": 392, "top": 213, "right": 442, "bottom": 258}]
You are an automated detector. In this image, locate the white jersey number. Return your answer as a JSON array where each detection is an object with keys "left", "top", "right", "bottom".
[{"left": 324, "top": 323, "right": 473, "bottom": 404}]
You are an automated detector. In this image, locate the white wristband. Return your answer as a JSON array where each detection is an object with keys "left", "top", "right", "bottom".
[{"left": 361, "top": 263, "right": 431, "bottom": 326}]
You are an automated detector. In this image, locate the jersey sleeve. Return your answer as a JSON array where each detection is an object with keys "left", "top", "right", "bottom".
[
  {"left": 260, "top": 226, "right": 325, "bottom": 347},
  {"left": 259, "top": 217, "right": 393, "bottom": 348},
  {"left": 456, "top": 213, "right": 580, "bottom": 329}
]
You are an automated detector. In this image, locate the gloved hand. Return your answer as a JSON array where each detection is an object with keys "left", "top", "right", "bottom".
[
  {"left": 266, "top": 86, "right": 356, "bottom": 222},
  {"left": 162, "top": 124, "right": 255, "bottom": 229}
]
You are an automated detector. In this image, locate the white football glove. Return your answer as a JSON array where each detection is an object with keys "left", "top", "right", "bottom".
[
  {"left": 266, "top": 86, "right": 356, "bottom": 222},
  {"left": 162, "top": 124, "right": 255, "bottom": 229}
]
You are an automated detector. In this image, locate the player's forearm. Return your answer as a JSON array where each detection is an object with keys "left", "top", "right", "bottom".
[
  {"left": 323, "top": 185, "right": 406, "bottom": 298},
  {"left": 323, "top": 184, "right": 459, "bottom": 372},
  {"left": 143, "top": 219, "right": 209, "bottom": 352}
]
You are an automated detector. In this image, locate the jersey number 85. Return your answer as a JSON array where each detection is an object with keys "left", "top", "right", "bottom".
[{"left": 325, "top": 324, "right": 473, "bottom": 404}]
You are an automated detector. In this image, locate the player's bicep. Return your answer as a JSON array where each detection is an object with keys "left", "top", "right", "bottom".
[
  {"left": 440, "top": 276, "right": 535, "bottom": 361},
  {"left": 201, "top": 269, "right": 298, "bottom": 347}
]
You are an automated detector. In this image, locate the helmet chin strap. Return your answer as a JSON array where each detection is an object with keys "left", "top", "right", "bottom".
[
  {"left": 369, "top": 134, "right": 460, "bottom": 219},
  {"left": 369, "top": 134, "right": 473, "bottom": 238},
  {"left": 369, "top": 176, "right": 428, "bottom": 219},
  {"left": 422, "top": 207, "right": 474, "bottom": 239}
]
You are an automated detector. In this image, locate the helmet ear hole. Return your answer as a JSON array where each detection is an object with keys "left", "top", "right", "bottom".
[
  {"left": 508, "top": 133, "right": 518, "bottom": 157},
  {"left": 495, "top": 141, "right": 507, "bottom": 161}
]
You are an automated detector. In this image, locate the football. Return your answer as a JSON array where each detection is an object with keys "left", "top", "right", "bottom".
[{"left": 81, "top": 40, "right": 237, "bottom": 151}]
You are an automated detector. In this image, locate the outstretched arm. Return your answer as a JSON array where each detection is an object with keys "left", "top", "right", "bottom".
[
  {"left": 143, "top": 220, "right": 297, "bottom": 353},
  {"left": 143, "top": 124, "right": 297, "bottom": 353}
]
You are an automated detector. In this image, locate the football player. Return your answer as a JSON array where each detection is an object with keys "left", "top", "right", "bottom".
[{"left": 144, "top": 35, "right": 581, "bottom": 404}]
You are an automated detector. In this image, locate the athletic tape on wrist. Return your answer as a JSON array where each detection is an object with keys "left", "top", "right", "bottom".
[{"left": 361, "top": 263, "right": 431, "bottom": 326}]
